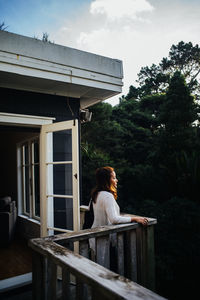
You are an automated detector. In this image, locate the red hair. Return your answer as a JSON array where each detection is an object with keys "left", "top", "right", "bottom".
[{"left": 91, "top": 166, "right": 117, "bottom": 203}]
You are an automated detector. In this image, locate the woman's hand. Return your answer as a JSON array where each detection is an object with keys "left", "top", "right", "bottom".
[{"left": 131, "top": 216, "right": 148, "bottom": 226}]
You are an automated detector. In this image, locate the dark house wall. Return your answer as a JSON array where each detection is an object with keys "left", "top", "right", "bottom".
[{"left": 0, "top": 87, "right": 80, "bottom": 121}]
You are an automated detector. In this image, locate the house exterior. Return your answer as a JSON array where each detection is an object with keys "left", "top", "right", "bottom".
[{"left": 0, "top": 30, "right": 123, "bottom": 290}]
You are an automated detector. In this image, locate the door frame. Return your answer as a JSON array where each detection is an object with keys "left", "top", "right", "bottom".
[
  {"left": 0, "top": 112, "right": 55, "bottom": 291},
  {"left": 0, "top": 113, "right": 80, "bottom": 237},
  {"left": 0, "top": 113, "right": 81, "bottom": 290},
  {"left": 40, "top": 119, "right": 80, "bottom": 237},
  {"left": 0, "top": 112, "right": 55, "bottom": 127}
]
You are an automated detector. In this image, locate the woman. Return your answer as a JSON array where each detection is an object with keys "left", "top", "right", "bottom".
[{"left": 91, "top": 166, "right": 148, "bottom": 228}]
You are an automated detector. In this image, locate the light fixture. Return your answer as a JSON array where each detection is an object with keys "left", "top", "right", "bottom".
[{"left": 79, "top": 109, "right": 92, "bottom": 123}]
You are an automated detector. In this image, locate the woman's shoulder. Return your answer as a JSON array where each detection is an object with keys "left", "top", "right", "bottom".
[{"left": 97, "top": 191, "right": 114, "bottom": 200}]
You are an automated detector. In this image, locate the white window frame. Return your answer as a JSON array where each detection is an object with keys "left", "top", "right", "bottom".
[{"left": 17, "top": 137, "right": 40, "bottom": 220}]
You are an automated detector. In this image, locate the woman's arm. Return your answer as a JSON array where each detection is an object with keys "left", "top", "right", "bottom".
[{"left": 104, "top": 193, "right": 148, "bottom": 226}]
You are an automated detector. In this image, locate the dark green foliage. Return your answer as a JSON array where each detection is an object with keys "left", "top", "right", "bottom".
[
  {"left": 163, "top": 150, "right": 200, "bottom": 202},
  {"left": 125, "top": 85, "right": 140, "bottom": 100},
  {"left": 154, "top": 197, "right": 200, "bottom": 300},
  {"left": 81, "top": 141, "right": 113, "bottom": 204},
  {"left": 137, "top": 64, "right": 169, "bottom": 97},
  {"left": 81, "top": 41, "right": 200, "bottom": 299},
  {"left": 159, "top": 71, "right": 197, "bottom": 131},
  {"left": 81, "top": 102, "right": 119, "bottom": 203},
  {"left": 139, "top": 94, "right": 165, "bottom": 117}
]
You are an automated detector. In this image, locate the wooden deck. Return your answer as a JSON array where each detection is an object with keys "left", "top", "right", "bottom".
[{"left": 0, "top": 237, "right": 32, "bottom": 280}]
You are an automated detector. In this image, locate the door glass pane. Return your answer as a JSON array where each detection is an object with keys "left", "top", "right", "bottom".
[
  {"left": 34, "top": 164, "right": 40, "bottom": 217},
  {"left": 24, "top": 166, "right": 30, "bottom": 213},
  {"left": 24, "top": 144, "right": 29, "bottom": 164},
  {"left": 53, "top": 130, "right": 72, "bottom": 162},
  {"left": 34, "top": 141, "right": 39, "bottom": 163},
  {"left": 53, "top": 164, "right": 72, "bottom": 195},
  {"left": 53, "top": 197, "right": 73, "bottom": 231}
]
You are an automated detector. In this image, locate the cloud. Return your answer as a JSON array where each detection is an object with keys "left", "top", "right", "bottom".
[
  {"left": 90, "top": 0, "right": 154, "bottom": 21},
  {"left": 52, "top": 1, "right": 156, "bottom": 105},
  {"left": 52, "top": 0, "right": 200, "bottom": 106}
]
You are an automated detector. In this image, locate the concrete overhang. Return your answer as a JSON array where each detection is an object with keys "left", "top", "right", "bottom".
[{"left": 0, "top": 31, "right": 123, "bottom": 108}]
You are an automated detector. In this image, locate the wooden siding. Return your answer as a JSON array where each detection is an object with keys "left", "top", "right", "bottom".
[{"left": 0, "top": 87, "right": 80, "bottom": 122}]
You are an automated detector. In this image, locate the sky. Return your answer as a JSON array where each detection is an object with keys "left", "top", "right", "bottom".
[{"left": 0, "top": 0, "right": 200, "bottom": 105}]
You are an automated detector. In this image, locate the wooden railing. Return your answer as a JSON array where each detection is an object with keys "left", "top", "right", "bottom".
[{"left": 29, "top": 216, "right": 166, "bottom": 300}]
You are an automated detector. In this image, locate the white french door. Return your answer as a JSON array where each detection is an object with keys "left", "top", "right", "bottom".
[{"left": 40, "top": 119, "right": 80, "bottom": 237}]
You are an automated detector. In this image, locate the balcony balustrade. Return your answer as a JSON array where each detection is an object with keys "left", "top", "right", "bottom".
[{"left": 29, "top": 214, "right": 166, "bottom": 299}]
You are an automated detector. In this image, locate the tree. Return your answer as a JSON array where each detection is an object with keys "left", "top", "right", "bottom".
[
  {"left": 111, "top": 98, "right": 169, "bottom": 206},
  {"left": 125, "top": 85, "right": 140, "bottom": 100},
  {"left": 152, "top": 71, "right": 200, "bottom": 202},
  {"left": 81, "top": 102, "right": 123, "bottom": 203},
  {"left": 139, "top": 94, "right": 165, "bottom": 130},
  {"left": 162, "top": 42, "right": 200, "bottom": 94},
  {"left": 0, "top": 22, "right": 8, "bottom": 31},
  {"left": 135, "top": 41, "right": 200, "bottom": 99},
  {"left": 137, "top": 64, "right": 169, "bottom": 97},
  {"left": 117, "top": 71, "right": 200, "bottom": 299},
  {"left": 158, "top": 71, "right": 198, "bottom": 151},
  {"left": 81, "top": 42, "right": 200, "bottom": 300},
  {"left": 42, "top": 32, "right": 54, "bottom": 43}
]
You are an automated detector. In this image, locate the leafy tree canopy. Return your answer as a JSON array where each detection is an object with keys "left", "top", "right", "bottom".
[
  {"left": 81, "top": 42, "right": 200, "bottom": 299},
  {"left": 125, "top": 41, "right": 200, "bottom": 100}
]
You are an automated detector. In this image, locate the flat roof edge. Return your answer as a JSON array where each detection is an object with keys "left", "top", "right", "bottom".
[{"left": 0, "top": 31, "right": 123, "bottom": 79}]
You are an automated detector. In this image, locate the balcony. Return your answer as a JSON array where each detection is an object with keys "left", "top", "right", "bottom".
[{"left": 29, "top": 214, "right": 166, "bottom": 299}]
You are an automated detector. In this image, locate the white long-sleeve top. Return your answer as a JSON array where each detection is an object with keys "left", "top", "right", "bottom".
[{"left": 91, "top": 191, "right": 131, "bottom": 228}]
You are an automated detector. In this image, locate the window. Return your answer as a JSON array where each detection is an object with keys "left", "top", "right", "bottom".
[{"left": 18, "top": 137, "right": 40, "bottom": 220}]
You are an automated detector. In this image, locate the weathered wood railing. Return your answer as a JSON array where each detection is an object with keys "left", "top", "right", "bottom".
[{"left": 29, "top": 216, "right": 166, "bottom": 299}]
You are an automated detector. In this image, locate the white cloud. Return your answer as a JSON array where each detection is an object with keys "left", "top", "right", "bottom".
[
  {"left": 52, "top": 0, "right": 200, "bottom": 106},
  {"left": 90, "top": 0, "right": 154, "bottom": 21}
]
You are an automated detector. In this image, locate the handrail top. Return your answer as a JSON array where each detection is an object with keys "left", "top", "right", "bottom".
[
  {"left": 80, "top": 205, "right": 90, "bottom": 212},
  {"left": 31, "top": 217, "right": 157, "bottom": 244}
]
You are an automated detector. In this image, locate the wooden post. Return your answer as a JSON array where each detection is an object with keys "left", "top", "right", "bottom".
[
  {"left": 62, "top": 266, "right": 71, "bottom": 300},
  {"left": 96, "top": 236, "right": 110, "bottom": 268},
  {"left": 136, "top": 225, "right": 156, "bottom": 291},
  {"left": 91, "top": 288, "right": 104, "bottom": 300},
  {"left": 32, "top": 251, "right": 47, "bottom": 300},
  {"left": 79, "top": 241, "right": 90, "bottom": 299},
  {"left": 129, "top": 230, "right": 137, "bottom": 282},
  {"left": 79, "top": 240, "right": 89, "bottom": 258},
  {"left": 76, "top": 278, "right": 86, "bottom": 300},
  {"left": 136, "top": 226, "right": 147, "bottom": 286},
  {"left": 124, "top": 230, "right": 137, "bottom": 282},
  {"left": 80, "top": 205, "right": 89, "bottom": 230},
  {"left": 47, "top": 258, "right": 57, "bottom": 300},
  {"left": 117, "top": 232, "right": 124, "bottom": 276},
  {"left": 146, "top": 225, "right": 156, "bottom": 291}
]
